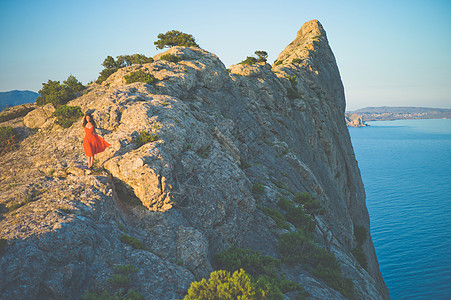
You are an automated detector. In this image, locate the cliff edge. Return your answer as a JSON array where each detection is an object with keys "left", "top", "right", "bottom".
[{"left": 0, "top": 20, "right": 389, "bottom": 299}]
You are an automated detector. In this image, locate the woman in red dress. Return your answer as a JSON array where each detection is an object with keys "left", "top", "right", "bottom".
[{"left": 82, "top": 113, "right": 110, "bottom": 169}]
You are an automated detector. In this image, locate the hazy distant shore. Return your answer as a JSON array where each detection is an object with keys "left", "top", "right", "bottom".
[{"left": 347, "top": 106, "right": 451, "bottom": 122}]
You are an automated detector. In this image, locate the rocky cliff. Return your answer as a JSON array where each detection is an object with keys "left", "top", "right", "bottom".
[
  {"left": 0, "top": 20, "right": 389, "bottom": 299},
  {"left": 345, "top": 113, "right": 368, "bottom": 127}
]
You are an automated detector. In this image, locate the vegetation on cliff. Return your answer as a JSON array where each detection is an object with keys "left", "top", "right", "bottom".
[
  {"left": 239, "top": 50, "right": 268, "bottom": 65},
  {"left": 96, "top": 54, "right": 154, "bottom": 84},
  {"left": 36, "top": 75, "right": 85, "bottom": 107},
  {"left": 154, "top": 30, "right": 199, "bottom": 49},
  {"left": 52, "top": 105, "right": 83, "bottom": 128},
  {"left": 0, "top": 126, "right": 17, "bottom": 155}
]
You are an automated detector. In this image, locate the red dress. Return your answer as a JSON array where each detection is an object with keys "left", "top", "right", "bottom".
[{"left": 83, "top": 126, "right": 110, "bottom": 157}]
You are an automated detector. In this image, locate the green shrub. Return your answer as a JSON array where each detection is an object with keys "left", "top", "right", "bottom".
[
  {"left": 278, "top": 231, "right": 314, "bottom": 264},
  {"left": 7, "top": 202, "right": 25, "bottom": 212},
  {"left": 36, "top": 80, "right": 72, "bottom": 106},
  {"left": 0, "top": 238, "right": 7, "bottom": 255},
  {"left": 239, "top": 157, "right": 251, "bottom": 169},
  {"left": 82, "top": 290, "right": 144, "bottom": 300},
  {"left": 96, "top": 54, "right": 154, "bottom": 84},
  {"left": 134, "top": 131, "right": 159, "bottom": 147},
  {"left": 285, "top": 75, "right": 301, "bottom": 100},
  {"left": 294, "top": 192, "right": 325, "bottom": 215},
  {"left": 255, "top": 50, "right": 268, "bottom": 63},
  {"left": 114, "top": 264, "right": 139, "bottom": 274},
  {"left": 354, "top": 225, "right": 368, "bottom": 246},
  {"left": 119, "top": 234, "right": 144, "bottom": 249},
  {"left": 277, "top": 198, "right": 315, "bottom": 232},
  {"left": 239, "top": 56, "right": 258, "bottom": 65},
  {"left": 64, "top": 75, "right": 85, "bottom": 95},
  {"left": 36, "top": 75, "right": 84, "bottom": 106},
  {"left": 196, "top": 144, "right": 211, "bottom": 159},
  {"left": 124, "top": 70, "right": 158, "bottom": 85},
  {"left": 107, "top": 274, "right": 130, "bottom": 287},
  {"left": 292, "top": 58, "right": 303, "bottom": 64},
  {"left": 251, "top": 182, "right": 265, "bottom": 196},
  {"left": 96, "top": 68, "right": 117, "bottom": 84},
  {"left": 287, "top": 75, "right": 301, "bottom": 100},
  {"left": 259, "top": 206, "right": 290, "bottom": 230},
  {"left": 278, "top": 231, "right": 354, "bottom": 298},
  {"left": 255, "top": 275, "right": 307, "bottom": 299},
  {"left": 53, "top": 105, "right": 83, "bottom": 128},
  {"left": 160, "top": 53, "right": 182, "bottom": 63},
  {"left": 116, "top": 54, "right": 154, "bottom": 66},
  {"left": 83, "top": 264, "right": 142, "bottom": 299},
  {"left": 214, "top": 247, "right": 280, "bottom": 278},
  {"left": 351, "top": 245, "right": 368, "bottom": 269},
  {"left": 313, "top": 261, "right": 354, "bottom": 299},
  {"left": 274, "top": 60, "right": 283, "bottom": 66},
  {"left": 213, "top": 247, "right": 306, "bottom": 298},
  {"left": 154, "top": 30, "right": 200, "bottom": 49},
  {"left": 82, "top": 291, "right": 113, "bottom": 300},
  {"left": 0, "top": 126, "right": 17, "bottom": 155},
  {"left": 185, "top": 269, "right": 257, "bottom": 300},
  {"left": 240, "top": 50, "right": 268, "bottom": 65}
]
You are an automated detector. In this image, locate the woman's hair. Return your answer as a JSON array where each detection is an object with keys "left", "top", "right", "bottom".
[{"left": 82, "top": 112, "right": 97, "bottom": 128}]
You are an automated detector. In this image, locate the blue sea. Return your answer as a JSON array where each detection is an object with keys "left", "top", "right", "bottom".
[{"left": 349, "top": 119, "right": 451, "bottom": 300}]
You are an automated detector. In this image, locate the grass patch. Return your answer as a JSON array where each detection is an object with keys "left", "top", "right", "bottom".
[
  {"left": 53, "top": 105, "right": 83, "bottom": 128},
  {"left": 239, "top": 157, "right": 251, "bottom": 169},
  {"left": 119, "top": 234, "right": 144, "bottom": 249},
  {"left": 277, "top": 198, "right": 315, "bottom": 232},
  {"left": 279, "top": 231, "right": 354, "bottom": 298},
  {"left": 83, "top": 264, "right": 143, "bottom": 300},
  {"left": 251, "top": 182, "right": 265, "bottom": 196},
  {"left": 160, "top": 53, "right": 182, "bottom": 63},
  {"left": 259, "top": 194, "right": 354, "bottom": 298},
  {"left": 354, "top": 225, "right": 368, "bottom": 245},
  {"left": 196, "top": 144, "right": 211, "bottom": 159},
  {"left": 134, "top": 131, "right": 159, "bottom": 148},
  {"left": 259, "top": 206, "right": 290, "bottom": 230},
  {"left": 60, "top": 207, "right": 75, "bottom": 214},
  {"left": 286, "top": 75, "right": 302, "bottom": 100},
  {"left": 7, "top": 188, "right": 40, "bottom": 212},
  {"left": 352, "top": 225, "right": 368, "bottom": 269},
  {"left": 124, "top": 70, "right": 158, "bottom": 85},
  {"left": 212, "top": 247, "right": 307, "bottom": 299},
  {"left": 239, "top": 56, "right": 257, "bottom": 65},
  {"left": 351, "top": 246, "right": 368, "bottom": 270},
  {"left": 294, "top": 192, "right": 325, "bottom": 215},
  {"left": 0, "top": 126, "right": 17, "bottom": 155}
]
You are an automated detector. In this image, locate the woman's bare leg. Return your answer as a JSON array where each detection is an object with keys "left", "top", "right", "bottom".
[{"left": 87, "top": 156, "right": 93, "bottom": 168}]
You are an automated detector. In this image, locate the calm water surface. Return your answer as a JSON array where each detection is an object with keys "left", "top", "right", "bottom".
[{"left": 349, "top": 119, "right": 451, "bottom": 300}]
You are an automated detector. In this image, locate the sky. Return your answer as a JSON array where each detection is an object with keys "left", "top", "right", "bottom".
[{"left": 0, "top": 0, "right": 450, "bottom": 111}]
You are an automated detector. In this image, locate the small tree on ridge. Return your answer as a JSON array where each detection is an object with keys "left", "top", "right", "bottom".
[{"left": 154, "top": 30, "right": 199, "bottom": 49}]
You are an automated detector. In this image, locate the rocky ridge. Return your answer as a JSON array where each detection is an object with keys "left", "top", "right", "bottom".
[
  {"left": 0, "top": 20, "right": 389, "bottom": 299},
  {"left": 345, "top": 113, "right": 368, "bottom": 127}
]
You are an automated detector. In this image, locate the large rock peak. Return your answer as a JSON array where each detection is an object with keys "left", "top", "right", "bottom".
[
  {"left": 0, "top": 20, "right": 389, "bottom": 299},
  {"left": 297, "top": 19, "right": 326, "bottom": 38}
]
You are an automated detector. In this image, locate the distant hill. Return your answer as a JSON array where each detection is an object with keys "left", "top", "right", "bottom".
[
  {"left": 348, "top": 106, "right": 451, "bottom": 121},
  {"left": 0, "top": 90, "right": 39, "bottom": 112}
]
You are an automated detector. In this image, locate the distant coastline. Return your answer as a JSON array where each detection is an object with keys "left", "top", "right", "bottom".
[
  {"left": 0, "top": 90, "right": 39, "bottom": 112},
  {"left": 347, "top": 106, "right": 451, "bottom": 123}
]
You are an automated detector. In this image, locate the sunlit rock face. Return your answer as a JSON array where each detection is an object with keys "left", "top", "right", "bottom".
[{"left": 0, "top": 20, "right": 389, "bottom": 299}]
